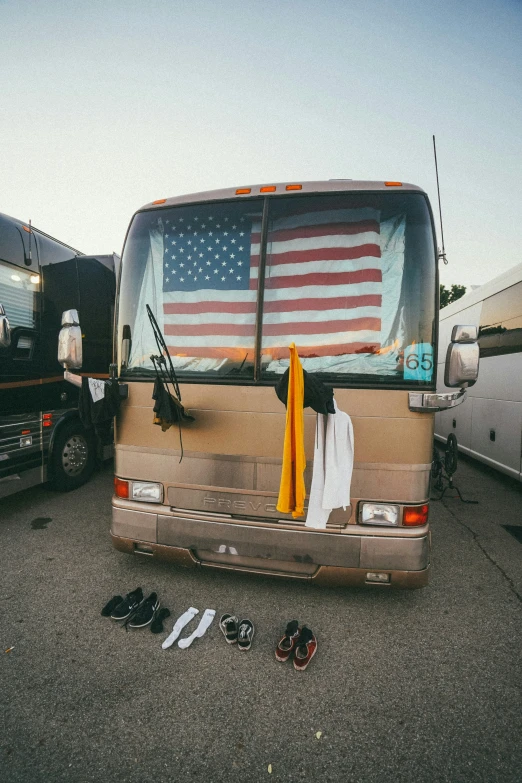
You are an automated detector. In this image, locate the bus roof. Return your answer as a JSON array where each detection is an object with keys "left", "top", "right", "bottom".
[
  {"left": 440, "top": 260, "right": 522, "bottom": 320},
  {"left": 0, "top": 211, "right": 83, "bottom": 256},
  {"left": 138, "top": 180, "right": 427, "bottom": 212}
]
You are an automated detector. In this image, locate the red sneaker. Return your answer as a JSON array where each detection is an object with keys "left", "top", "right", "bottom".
[
  {"left": 293, "top": 626, "right": 317, "bottom": 671},
  {"left": 275, "top": 620, "right": 300, "bottom": 662}
]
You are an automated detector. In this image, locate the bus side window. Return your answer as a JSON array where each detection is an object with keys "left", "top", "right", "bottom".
[
  {"left": 0, "top": 217, "right": 26, "bottom": 266},
  {"left": 479, "top": 282, "right": 522, "bottom": 357},
  {"left": 0, "top": 262, "right": 38, "bottom": 332}
]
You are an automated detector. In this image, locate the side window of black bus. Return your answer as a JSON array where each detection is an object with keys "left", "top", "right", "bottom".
[{"left": 0, "top": 218, "right": 39, "bottom": 366}]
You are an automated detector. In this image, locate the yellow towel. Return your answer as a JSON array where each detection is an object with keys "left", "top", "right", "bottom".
[{"left": 276, "top": 343, "right": 306, "bottom": 518}]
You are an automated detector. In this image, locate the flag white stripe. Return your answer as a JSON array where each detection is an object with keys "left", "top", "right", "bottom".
[
  {"left": 254, "top": 256, "right": 381, "bottom": 280},
  {"left": 163, "top": 289, "right": 257, "bottom": 304},
  {"left": 266, "top": 230, "right": 380, "bottom": 255}
]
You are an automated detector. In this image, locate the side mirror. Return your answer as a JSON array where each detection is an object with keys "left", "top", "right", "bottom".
[
  {"left": 451, "top": 324, "right": 478, "bottom": 343},
  {"left": 58, "top": 309, "right": 83, "bottom": 369},
  {"left": 0, "top": 304, "right": 11, "bottom": 348},
  {"left": 444, "top": 324, "right": 479, "bottom": 388}
]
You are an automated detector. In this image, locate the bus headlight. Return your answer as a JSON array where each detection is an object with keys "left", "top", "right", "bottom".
[
  {"left": 360, "top": 502, "right": 399, "bottom": 526},
  {"left": 131, "top": 481, "right": 163, "bottom": 503}
]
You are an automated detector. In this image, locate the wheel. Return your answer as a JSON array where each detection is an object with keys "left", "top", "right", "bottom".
[
  {"left": 444, "top": 433, "right": 459, "bottom": 477},
  {"left": 49, "top": 419, "right": 96, "bottom": 491}
]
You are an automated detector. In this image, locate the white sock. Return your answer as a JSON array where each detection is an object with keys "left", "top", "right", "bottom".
[
  {"left": 162, "top": 607, "right": 198, "bottom": 649},
  {"left": 178, "top": 609, "right": 216, "bottom": 649}
]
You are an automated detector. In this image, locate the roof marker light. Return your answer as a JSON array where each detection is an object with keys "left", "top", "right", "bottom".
[
  {"left": 384, "top": 181, "right": 402, "bottom": 187},
  {"left": 286, "top": 184, "right": 302, "bottom": 191},
  {"left": 152, "top": 199, "right": 166, "bottom": 205},
  {"left": 23, "top": 225, "right": 32, "bottom": 233},
  {"left": 236, "top": 188, "right": 251, "bottom": 195},
  {"left": 260, "top": 186, "right": 276, "bottom": 193}
]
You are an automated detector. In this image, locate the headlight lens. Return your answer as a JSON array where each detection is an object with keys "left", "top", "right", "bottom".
[
  {"left": 131, "top": 481, "right": 163, "bottom": 502},
  {"left": 360, "top": 502, "right": 399, "bottom": 526}
]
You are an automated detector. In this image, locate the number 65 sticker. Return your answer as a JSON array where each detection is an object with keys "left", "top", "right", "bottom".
[{"left": 403, "top": 342, "right": 434, "bottom": 381}]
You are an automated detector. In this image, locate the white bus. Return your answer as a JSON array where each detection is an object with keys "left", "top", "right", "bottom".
[{"left": 435, "top": 262, "right": 522, "bottom": 482}]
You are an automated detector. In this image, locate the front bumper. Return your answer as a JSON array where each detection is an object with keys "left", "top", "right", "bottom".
[{"left": 111, "top": 499, "right": 430, "bottom": 589}]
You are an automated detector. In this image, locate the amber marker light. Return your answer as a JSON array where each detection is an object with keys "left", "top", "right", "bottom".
[
  {"left": 236, "top": 188, "right": 251, "bottom": 195},
  {"left": 286, "top": 184, "right": 302, "bottom": 191},
  {"left": 260, "top": 186, "right": 276, "bottom": 193},
  {"left": 152, "top": 199, "right": 166, "bottom": 204},
  {"left": 403, "top": 504, "right": 429, "bottom": 526},
  {"left": 114, "top": 477, "right": 130, "bottom": 498},
  {"left": 384, "top": 181, "right": 402, "bottom": 187},
  {"left": 22, "top": 225, "right": 32, "bottom": 232}
]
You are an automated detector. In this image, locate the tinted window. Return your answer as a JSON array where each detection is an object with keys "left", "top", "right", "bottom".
[
  {"left": 479, "top": 282, "right": 522, "bottom": 357},
  {"left": 35, "top": 233, "right": 77, "bottom": 266},
  {"left": 0, "top": 217, "right": 26, "bottom": 266},
  {"left": 0, "top": 261, "right": 38, "bottom": 330}
]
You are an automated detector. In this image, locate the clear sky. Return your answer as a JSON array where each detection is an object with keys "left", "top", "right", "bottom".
[{"left": 1, "top": 0, "right": 521, "bottom": 289}]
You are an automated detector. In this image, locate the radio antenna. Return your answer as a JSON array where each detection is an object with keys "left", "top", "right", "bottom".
[{"left": 433, "top": 135, "right": 448, "bottom": 265}]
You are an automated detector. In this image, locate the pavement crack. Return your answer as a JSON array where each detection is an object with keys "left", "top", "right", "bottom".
[{"left": 442, "top": 500, "right": 522, "bottom": 603}]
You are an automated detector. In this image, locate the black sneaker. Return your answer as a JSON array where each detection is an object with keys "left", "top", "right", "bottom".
[
  {"left": 101, "top": 595, "right": 123, "bottom": 617},
  {"left": 128, "top": 592, "right": 160, "bottom": 628},
  {"left": 110, "top": 587, "right": 143, "bottom": 621},
  {"left": 151, "top": 607, "right": 171, "bottom": 634},
  {"left": 237, "top": 619, "right": 254, "bottom": 650},
  {"left": 219, "top": 614, "right": 239, "bottom": 644}
]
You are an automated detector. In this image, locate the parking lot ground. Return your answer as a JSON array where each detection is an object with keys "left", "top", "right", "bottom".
[{"left": 1, "top": 455, "right": 521, "bottom": 783}]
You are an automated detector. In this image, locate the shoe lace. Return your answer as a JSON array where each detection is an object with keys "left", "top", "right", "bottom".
[
  {"left": 297, "top": 626, "right": 313, "bottom": 651},
  {"left": 239, "top": 623, "right": 250, "bottom": 639}
]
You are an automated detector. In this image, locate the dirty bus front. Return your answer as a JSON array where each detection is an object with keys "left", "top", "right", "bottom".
[{"left": 112, "top": 181, "right": 438, "bottom": 588}]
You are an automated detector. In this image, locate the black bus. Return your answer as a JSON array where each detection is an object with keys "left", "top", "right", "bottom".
[{"left": 0, "top": 211, "right": 117, "bottom": 499}]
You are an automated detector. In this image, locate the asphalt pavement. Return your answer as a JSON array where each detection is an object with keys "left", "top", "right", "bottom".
[{"left": 1, "top": 454, "right": 521, "bottom": 783}]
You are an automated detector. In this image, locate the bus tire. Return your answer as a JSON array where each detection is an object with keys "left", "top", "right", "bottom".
[{"left": 49, "top": 419, "right": 96, "bottom": 492}]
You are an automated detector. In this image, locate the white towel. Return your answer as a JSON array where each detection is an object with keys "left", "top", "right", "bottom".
[{"left": 305, "top": 399, "right": 354, "bottom": 529}]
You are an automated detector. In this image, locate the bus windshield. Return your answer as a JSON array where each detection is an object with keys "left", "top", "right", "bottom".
[{"left": 118, "top": 191, "right": 436, "bottom": 387}]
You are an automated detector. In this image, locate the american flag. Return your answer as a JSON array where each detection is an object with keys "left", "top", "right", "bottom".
[{"left": 162, "top": 203, "right": 382, "bottom": 361}]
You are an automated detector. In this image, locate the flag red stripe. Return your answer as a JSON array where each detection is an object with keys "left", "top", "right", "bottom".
[
  {"left": 263, "top": 318, "right": 380, "bottom": 337},
  {"left": 164, "top": 317, "right": 380, "bottom": 338},
  {"left": 263, "top": 294, "right": 381, "bottom": 313},
  {"left": 251, "top": 243, "right": 380, "bottom": 267},
  {"left": 164, "top": 323, "right": 256, "bottom": 337},
  {"left": 164, "top": 300, "right": 257, "bottom": 315},
  {"left": 265, "top": 268, "right": 382, "bottom": 289}
]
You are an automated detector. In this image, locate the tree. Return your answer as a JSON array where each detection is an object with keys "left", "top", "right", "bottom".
[{"left": 440, "top": 283, "right": 466, "bottom": 309}]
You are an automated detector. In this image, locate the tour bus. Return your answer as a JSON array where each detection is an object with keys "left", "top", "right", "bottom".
[
  {"left": 85, "top": 181, "right": 479, "bottom": 588},
  {"left": 435, "top": 262, "right": 522, "bottom": 482},
  {"left": 0, "top": 211, "right": 117, "bottom": 498}
]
